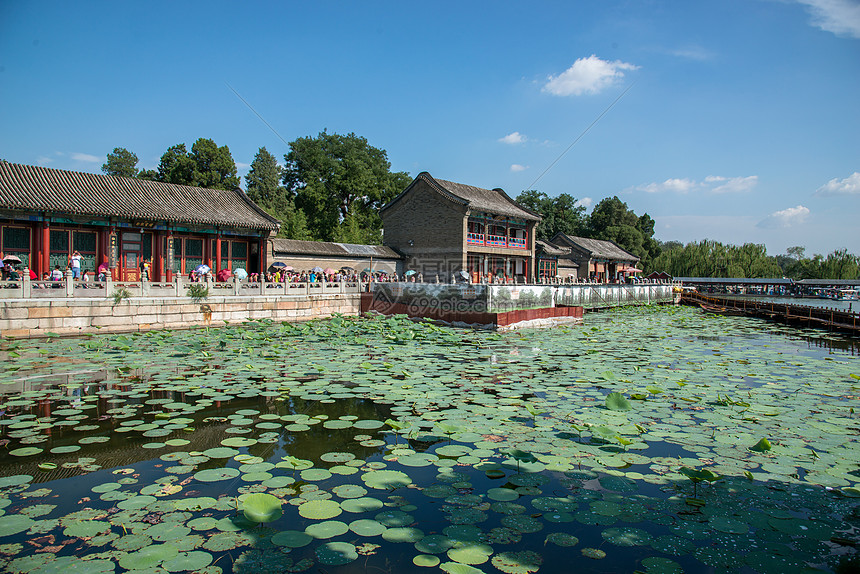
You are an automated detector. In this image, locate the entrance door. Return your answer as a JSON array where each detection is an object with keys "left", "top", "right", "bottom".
[
  {"left": 119, "top": 232, "right": 153, "bottom": 280},
  {"left": 120, "top": 232, "right": 141, "bottom": 280}
]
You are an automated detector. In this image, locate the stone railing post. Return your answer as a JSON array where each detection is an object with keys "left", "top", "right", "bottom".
[
  {"left": 65, "top": 269, "right": 74, "bottom": 297},
  {"left": 233, "top": 278, "right": 240, "bottom": 296},
  {"left": 22, "top": 268, "right": 31, "bottom": 298},
  {"left": 105, "top": 275, "right": 113, "bottom": 298},
  {"left": 141, "top": 277, "right": 150, "bottom": 296},
  {"left": 258, "top": 279, "right": 265, "bottom": 296},
  {"left": 174, "top": 276, "right": 183, "bottom": 297}
]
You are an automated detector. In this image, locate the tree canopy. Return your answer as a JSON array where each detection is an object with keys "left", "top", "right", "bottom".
[
  {"left": 282, "top": 131, "right": 411, "bottom": 243},
  {"left": 102, "top": 147, "right": 139, "bottom": 178},
  {"left": 777, "top": 246, "right": 859, "bottom": 279},
  {"left": 155, "top": 138, "right": 239, "bottom": 190},
  {"left": 585, "top": 196, "right": 660, "bottom": 267},
  {"left": 647, "top": 240, "right": 782, "bottom": 278},
  {"left": 245, "top": 147, "right": 311, "bottom": 240},
  {"left": 515, "top": 190, "right": 586, "bottom": 242}
]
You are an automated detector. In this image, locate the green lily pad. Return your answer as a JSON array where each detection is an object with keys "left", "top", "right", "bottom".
[
  {"left": 241, "top": 493, "right": 283, "bottom": 523},
  {"left": 447, "top": 543, "right": 493, "bottom": 565},
  {"left": 271, "top": 530, "right": 313, "bottom": 548},
  {"left": 194, "top": 468, "right": 240, "bottom": 482},
  {"left": 316, "top": 541, "right": 358, "bottom": 566},
  {"left": 491, "top": 550, "right": 543, "bottom": 574},
  {"left": 305, "top": 520, "right": 349, "bottom": 539},
  {"left": 298, "top": 500, "right": 342, "bottom": 520}
]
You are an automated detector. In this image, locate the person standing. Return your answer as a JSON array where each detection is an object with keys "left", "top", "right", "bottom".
[{"left": 70, "top": 250, "right": 82, "bottom": 279}]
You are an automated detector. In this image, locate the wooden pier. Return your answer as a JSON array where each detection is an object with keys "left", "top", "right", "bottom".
[{"left": 681, "top": 292, "right": 859, "bottom": 336}]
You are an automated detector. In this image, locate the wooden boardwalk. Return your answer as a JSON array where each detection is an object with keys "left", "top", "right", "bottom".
[{"left": 681, "top": 292, "right": 859, "bottom": 336}]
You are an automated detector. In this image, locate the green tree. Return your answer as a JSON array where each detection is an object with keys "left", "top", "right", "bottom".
[
  {"left": 586, "top": 196, "right": 659, "bottom": 267},
  {"left": 190, "top": 138, "right": 240, "bottom": 190},
  {"left": 245, "top": 147, "right": 312, "bottom": 240},
  {"left": 283, "top": 131, "right": 410, "bottom": 242},
  {"left": 157, "top": 144, "right": 195, "bottom": 185},
  {"left": 245, "top": 147, "right": 282, "bottom": 206},
  {"left": 102, "top": 147, "right": 139, "bottom": 178},
  {"left": 820, "top": 248, "right": 860, "bottom": 279},
  {"left": 515, "top": 190, "right": 586, "bottom": 241},
  {"left": 155, "top": 139, "right": 239, "bottom": 190}
]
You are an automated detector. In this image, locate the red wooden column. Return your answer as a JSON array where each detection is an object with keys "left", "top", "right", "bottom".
[
  {"left": 215, "top": 236, "right": 222, "bottom": 272},
  {"left": 203, "top": 235, "right": 212, "bottom": 270},
  {"left": 40, "top": 221, "right": 50, "bottom": 276},
  {"left": 152, "top": 230, "right": 163, "bottom": 281}
]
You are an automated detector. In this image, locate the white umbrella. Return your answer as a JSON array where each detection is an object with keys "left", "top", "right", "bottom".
[{"left": 233, "top": 268, "right": 248, "bottom": 280}]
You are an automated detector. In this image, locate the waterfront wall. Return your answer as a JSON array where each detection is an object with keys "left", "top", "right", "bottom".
[
  {"left": 368, "top": 282, "right": 675, "bottom": 315},
  {"left": 0, "top": 294, "right": 360, "bottom": 338}
]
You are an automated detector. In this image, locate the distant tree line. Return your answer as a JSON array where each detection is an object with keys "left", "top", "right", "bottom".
[
  {"left": 102, "top": 137, "right": 857, "bottom": 279},
  {"left": 515, "top": 191, "right": 660, "bottom": 269},
  {"left": 648, "top": 241, "right": 859, "bottom": 279}
]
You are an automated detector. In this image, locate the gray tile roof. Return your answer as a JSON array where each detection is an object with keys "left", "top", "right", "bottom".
[
  {"left": 382, "top": 172, "right": 541, "bottom": 221},
  {"left": 0, "top": 162, "right": 280, "bottom": 231},
  {"left": 552, "top": 233, "right": 639, "bottom": 262},
  {"left": 536, "top": 239, "right": 571, "bottom": 256},
  {"left": 272, "top": 238, "right": 401, "bottom": 259}
]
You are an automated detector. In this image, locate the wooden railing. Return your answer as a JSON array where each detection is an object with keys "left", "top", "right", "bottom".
[
  {"left": 0, "top": 270, "right": 363, "bottom": 300},
  {"left": 466, "top": 233, "right": 528, "bottom": 249}
]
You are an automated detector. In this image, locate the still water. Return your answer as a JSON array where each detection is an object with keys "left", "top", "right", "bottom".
[
  {"left": 722, "top": 294, "right": 857, "bottom": 313},
  {"left": 0, "top": 307, "right": 857, "bottom": 573}
]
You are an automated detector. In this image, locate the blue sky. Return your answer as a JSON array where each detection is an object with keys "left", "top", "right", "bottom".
[{"left": 1, "top": 0, "right": 858, "bottom": 256}]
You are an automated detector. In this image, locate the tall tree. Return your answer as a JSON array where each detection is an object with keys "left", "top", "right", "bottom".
[
  {"left": 586, "top": 196, "right": 659, "bottom": 266},
  {"left": 155, "top": 139, "right": 239, "bottom": 190},
  {"left": 282, "top": 131, "right": 410, "bottom": 242},
  {"left": 245, "top": 147, "right": 282, "bottom": 206},
  {"left": 102, "top": 147, "right": 139, "bottom": 178},
  {"left": 157, "top": 144, "right": 195, "bottom": 185},
  {"left": 190, "top": 138, "right": 240, "bottom": 190},
  {"left": 515, "top": 190, "right": 586, "bottom": 241},
  {"left": 246, "top": 147, "right": 312, "bottom": 240}
]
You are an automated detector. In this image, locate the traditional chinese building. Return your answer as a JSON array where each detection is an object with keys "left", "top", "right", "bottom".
[
  {"left": 269, "top": 239, "right": 402, "bottom": 276},
  {"left": 380, "top": 172, "right": 541, "bottom": 282},
  {"left": 0, "top": 162, "right": 279, "bottom": 280},
  {"left": 550, "top": 233, "right": 641, "bottom": 282}
]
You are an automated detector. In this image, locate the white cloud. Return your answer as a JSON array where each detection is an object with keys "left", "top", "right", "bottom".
[
  {"left": 510, "top": 164, "right": 528, "bottom": 172},
  {"left": 632, "top": 175, "right": 757, "bottom": 194},
  {"left": 36, "top": 156, "right": 54, "bottom": 165},
  {"left": 709, "top": 175, "right": 758, "bottom": 194},
  {"left": 637, "top": 178, "right": 697, "bottom": 194},
  {"left": 576, "top": 197, "right": 593, "bottom": 208},
  {"left": 499, "top": 132, "right": 526, "bottom": 145},
  {"left": 814, "top": 171, "right": 860, "bottom": 196},
  {"left": 543, "top": 55, "right": 639, "bottom": 96},
  {"left": 70, "top": 152, "right": 100, "bottom": 163},
  {"left": 796, "top": 0, "right": 860, "bottom": 38},
  {"left": 757, "top": 205, "right": 810, "bottom": 228}
]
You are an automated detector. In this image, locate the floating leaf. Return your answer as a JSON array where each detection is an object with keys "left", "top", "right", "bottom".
[
  {"left": 750, "top": 438, "right": 772, "bottom": 452},
  {"left": 605, "top": 392, "right": 632, "bottom": 411},
  {"left": 242, "top": 493, "right": 283, "bottom": 524}
]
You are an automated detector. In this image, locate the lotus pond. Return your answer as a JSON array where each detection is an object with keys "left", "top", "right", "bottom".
[{"left": 0, "top": 307, "right": 858, "bottom": 573}]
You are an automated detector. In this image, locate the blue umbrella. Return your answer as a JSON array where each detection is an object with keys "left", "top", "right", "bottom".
[
  {"left": 404, "top": 270, "right": 417, "bottom": 276},
  {"left": 195, "top": 264, "right": 211, "bottom": 274},
  {"left": 233, "top": 268, "right": 248, "bottom": 280},
  {"left": 269, "top": 262, "right": 287, "bottom": 269}
]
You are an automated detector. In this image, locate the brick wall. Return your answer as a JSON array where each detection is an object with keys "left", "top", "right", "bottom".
[
  {"left": 382, "top": 179, "right": 468, "bottom": 281},
  {"left": 0, "top": 294, "right": 361, "bottom": 338}
]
